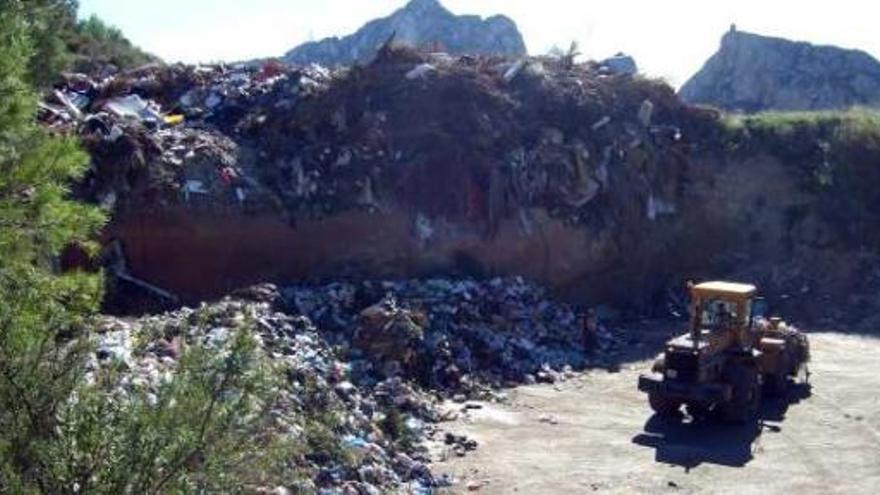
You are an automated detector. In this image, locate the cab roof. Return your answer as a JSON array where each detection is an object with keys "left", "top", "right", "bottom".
[{"left": 692, "top": 281, "right": 756, "bottom": 298}]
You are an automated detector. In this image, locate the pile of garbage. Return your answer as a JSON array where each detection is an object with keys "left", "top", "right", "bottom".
[
  {"left": 90, "top": 276, "right": 617, "bottom": 492},
  {"left": 41, "top": 44, "right": 718, "bottom": 230},
  {"left": 282, "top": 276, "right": 619, "bottom": 396},
  {"left": 248, "top": 44, "right": 718, "bottom": 227},
  {"left": 41, "top": 62, "right": 342, "bottom": 211},
  {"left": 92, "top": 295, "right": 445, "bottom": 494}
]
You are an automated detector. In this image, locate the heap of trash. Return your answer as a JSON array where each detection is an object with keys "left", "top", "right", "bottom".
[
  {"left": 283, "top": 277, "right": 618, "bottom": 397},
  {"left": 91, "top": 277, "right": 616, "bottom": 493},
  {"left": 248, "top": 43, "right": 718, "bottom": 227},
  {"left": 41, "top": 43, "right": 718, "bottom": 229},
  {"left": 40, "top": 62, "right": 340, "bottom": 212},
  {"left": 93, "top": 293, "right": 443, "bottom": 494}
]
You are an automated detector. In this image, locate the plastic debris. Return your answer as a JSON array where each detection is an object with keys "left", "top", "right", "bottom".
[
  {"left": 406, "top": 63, "right": 437, "bottom": 80},
  {"left": 164, "top": 114, "right": 185, "bottom": 126},
  {"left": 503, "top": 59, "right": 526, "bottom": 82},
  {"left": 104, "top": 94, "right": 163, "bottom": 124}
]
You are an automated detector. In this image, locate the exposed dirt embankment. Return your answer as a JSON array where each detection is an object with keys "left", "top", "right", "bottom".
[
  {"left": 107, "top": 207, "right": 611, "bottom": 305},
  {"left": 106, "top": 143, "right": 880, "bottom": 328},
  {"left": 96, "top": 153, "right": 742, "bottom": 305}
]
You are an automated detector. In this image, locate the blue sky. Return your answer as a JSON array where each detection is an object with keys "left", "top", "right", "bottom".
[{"left": 79, "top": 0, "right": 880, "bottom": 87}]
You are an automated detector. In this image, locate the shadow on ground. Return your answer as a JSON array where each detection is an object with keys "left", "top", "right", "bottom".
[{"left": 631, "top": 383, "right": 812, "bottom": 470}]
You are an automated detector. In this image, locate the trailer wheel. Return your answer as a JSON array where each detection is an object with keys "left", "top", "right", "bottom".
[
  {"left": 719, "top": 362, "right": 761, "bottom": 423},
  {"left": 764, "top": 372, "right": 788, "bottom": 397},
  {"left": 649, "top": 393, "right": 681, "bottom": 416}
]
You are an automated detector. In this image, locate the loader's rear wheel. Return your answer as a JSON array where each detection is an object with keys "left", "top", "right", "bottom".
[
  {"left": 764, "top": 372, "right": 788, "bottom": 397},
  {"left": 764, "top": 353, "right": 791, "bottom": 397},
  {"left": 651, "top": 357, "right": 666, "bottom": 374},
  {"left": 649, "top": 393, "right": 681, "bottom": 416},
  {"left": 719, "top": 362, "right": 761, "bottom": 423}
]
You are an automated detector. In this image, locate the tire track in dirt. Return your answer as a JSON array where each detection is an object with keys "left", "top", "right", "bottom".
[{"left": 774, "top": 427, "right": 839, "bottom": 494}]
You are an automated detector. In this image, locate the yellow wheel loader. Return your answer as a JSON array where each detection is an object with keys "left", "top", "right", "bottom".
[{"left": 638, "top": 281, "right": 810, "bottom": 423}]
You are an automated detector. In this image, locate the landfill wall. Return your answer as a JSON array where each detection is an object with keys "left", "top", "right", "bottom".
[
  {"left": 100, "top": 153, "right": 813, "bottom": 310},
  {"left": 105, "top": 145, "right": 879, "bottom": 325},
  {"left": 44, "top": 47, "right": 880, "bottom": 321},
  {"left": 106, "top": 206, "right": 614, "bottom": 304}
]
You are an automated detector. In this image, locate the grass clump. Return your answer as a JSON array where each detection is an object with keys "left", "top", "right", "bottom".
[{"left": 719, "top": 108, "right": 880, "bottom": 188}]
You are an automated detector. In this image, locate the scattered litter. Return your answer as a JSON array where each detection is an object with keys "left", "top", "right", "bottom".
[
  {"left": 93, "top": 293, "right": 446, "bottom": 493},
  {"left": 638, "top": 99, "right": 655, "bottom": 127},
  {"left": 538, "top": 414, "right": 559, "bottom": 425},
  {"left": 104, "top": 94, "right": 163, "bottom": 125},
  {"left": 592, "top": 116, "right": 611, "bottom": 131},
  {"left": 646, "top": 195, "right": 677, "bottom": 220},
  {"left": 283, "top": 277, "right": 618, "bottom": 396},
  {"left": 53, "top": 89, "right": 84, "bottom": 119},
  {"left": 164, "top": 114, "right": 185, "bottom": 126},
  {"left": 406, "top": 63, "right": 437, "bottom": 80},
  {"left": 503, "top": 59, "right": 527, "bottom": 82},
  {"left": 599, "top": 53, "right": 638, "bottom": 75}
]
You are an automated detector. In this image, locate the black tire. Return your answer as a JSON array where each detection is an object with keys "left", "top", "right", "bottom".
[
  {"left": 719, "top": 361, "right": 761, "bottom": 423},
  {"left": 649, "top": 393, "right": 681, "bottom": 416},
  {"left": 651, "top": 357, "right": 666, "bottom": 374},
  {"left": 685, "top": 402, "right": 712, "bottom": 421},
  {"left": 764, "top": 372, "right": 788, "bottom": 397}
]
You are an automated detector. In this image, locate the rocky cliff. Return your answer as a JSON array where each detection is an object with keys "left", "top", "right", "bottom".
[
  {"left": 283, "top": 0, "right": 526, "bottom": 66},
  {"left": 680, "top": 28, "right": 880, "bottom": 112}
]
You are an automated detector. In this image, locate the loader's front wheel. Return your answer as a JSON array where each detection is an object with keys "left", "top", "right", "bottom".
[
  {"left": 686, "top": 401, "right": 712, "bottom": 421},
  {"left": 649, "top": 393, "right": 681, "bottom": 416},
  {"left": 719, "top": 362, "right": 761, "bottom": 423}
]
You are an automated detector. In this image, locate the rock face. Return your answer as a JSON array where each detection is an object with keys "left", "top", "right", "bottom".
[
  {"left": 680, "top": 28, "right": 880, "bottom": 112},
  {"left": 283, "top": 0, "right": 526, "bottom": 66}
]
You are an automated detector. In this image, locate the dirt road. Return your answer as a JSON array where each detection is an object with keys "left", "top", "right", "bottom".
[{"left": 433, "top": 332, "right": 880, "bottom": 494}]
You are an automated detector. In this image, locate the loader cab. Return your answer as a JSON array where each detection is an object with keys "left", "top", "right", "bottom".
[{"left": 688, "top": 281, "right": 757, "bottom": 352}]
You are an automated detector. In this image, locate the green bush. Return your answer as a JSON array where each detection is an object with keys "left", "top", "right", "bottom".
[
  {"left": 0, "top": 3, "right": 297, "bottom": 492},
  {"left": 1, "top": 311, "right": 299, "bottom": 493},
  {"left": 719, "top": 108, "right": 880, "bottom": 187},
  {"left": 20, "top": 0, "right": 78, "bottom": 87},
  {"left": 68, "top": 15, "right": 157, "bottom": 74},
  {"left": 721, "top": 107, "right": 880, "bottom": 151},
  {"left": 41, "top": 326, "right": 295, "bottom": 493},
  {"left": 19, "top": 1, "right": 157, "bottom": 87}
]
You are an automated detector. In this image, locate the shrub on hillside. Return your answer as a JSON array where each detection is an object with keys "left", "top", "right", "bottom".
[{"left": 0, "top": 3, "right": 294, "bottom": 492}]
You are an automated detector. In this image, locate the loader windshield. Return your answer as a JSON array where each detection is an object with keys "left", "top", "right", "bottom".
[{"left": 698, "top": 298, "right": 739, "bottom": 331}]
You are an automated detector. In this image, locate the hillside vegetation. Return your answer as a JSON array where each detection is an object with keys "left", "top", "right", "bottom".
[
  {"left": 25, "top": 0, "right": 157, "bottom": 87},
  {"left": 0, "top": 2, "right": 299, "bottom": 492},
  {"left": 720, "top": 109, "right": 880, "bottom": 245}
]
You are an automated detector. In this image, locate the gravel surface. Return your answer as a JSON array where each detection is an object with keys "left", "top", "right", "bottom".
[{"left": 433, "top": 331, "right": 880, "bottom": 494}]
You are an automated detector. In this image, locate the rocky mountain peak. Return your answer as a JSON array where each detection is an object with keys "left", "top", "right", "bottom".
[
  {"left": 282, "top": 0, "right": 526, "bottom": 67},
  {"left": 680, "top": 29, "right": 880, "bottom": 112},
  {"left": 403, "top": 0, "right": 447, "bottom": 14}
]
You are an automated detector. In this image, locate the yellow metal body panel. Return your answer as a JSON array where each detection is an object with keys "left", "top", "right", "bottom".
[{"left": 692, "top": 281, "right": 756, "bottom": 300}]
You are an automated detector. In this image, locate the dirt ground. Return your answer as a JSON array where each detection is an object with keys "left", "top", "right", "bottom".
[{"left": 432, "top": 329, "right": 880, "bottom": 494}]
